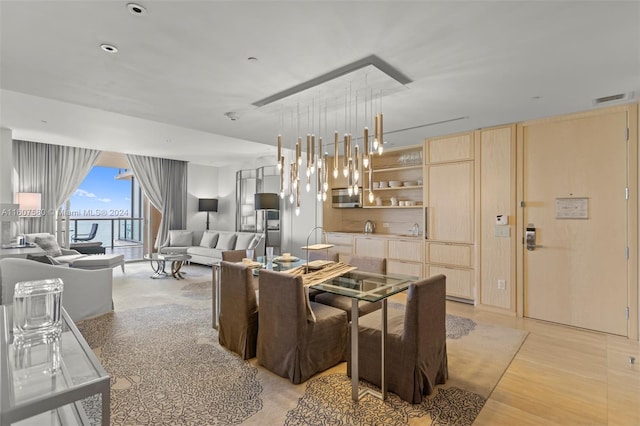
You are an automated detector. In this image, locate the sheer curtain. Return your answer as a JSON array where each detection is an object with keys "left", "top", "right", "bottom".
[
  {"left": 125, "top": 154, "right": 187, "bottom": 249},
  {"left": 13, "top": 140, "right": 100, "bottom": 234}
]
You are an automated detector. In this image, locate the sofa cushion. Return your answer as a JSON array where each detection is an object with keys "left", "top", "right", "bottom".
[
  {"left": 200, "top": 231, "right": 219, "bottom": 248},
  {"left": 160, "top": 246, "right": 189, "bottom": 254},
  {"left": 216, "top": 232, "right": 237, "bottom": 250},
  {"left": 169, "top": 230, "right": 193, "bottom": 247},
  {"left": 235, "top": 233, "right": 256, "bottom": 250},
  {"left": 187, "top": 246, "right": 221, "bottom": 257},
  {"left": 26, "top": 254, "right": 55, "bottom": 264},
  {"left": 248, "top": 234, "right": 262, "bottom": 250},
  {"left": 34, "top": 235, "right": 63, "bottom": 257}
]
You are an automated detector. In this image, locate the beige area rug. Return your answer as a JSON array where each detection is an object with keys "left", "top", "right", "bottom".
[{"left": 76, "top": 262, "right": 527, "bottom": 425}]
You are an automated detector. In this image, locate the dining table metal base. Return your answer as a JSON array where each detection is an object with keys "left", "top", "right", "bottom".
[{"left": 351, "top": 298, "right": 387, "bottom": 401}]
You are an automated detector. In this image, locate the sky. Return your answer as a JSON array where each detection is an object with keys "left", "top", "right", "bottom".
[{"left": 69, "top": 166, "right": 132, "bottom": 217}]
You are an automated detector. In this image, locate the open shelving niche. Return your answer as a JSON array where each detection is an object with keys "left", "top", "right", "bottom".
[{"left": 363, "top": 146, "right": 424, "bottom": 209}]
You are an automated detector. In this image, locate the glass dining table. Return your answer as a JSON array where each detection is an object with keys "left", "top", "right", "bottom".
[{"left": 309, "top": 270, "right": 417, "bottom": 401}]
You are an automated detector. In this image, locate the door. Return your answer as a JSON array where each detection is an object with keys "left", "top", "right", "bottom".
[{"left": 522, "top": 108, "right": 631, "bottom": 336}]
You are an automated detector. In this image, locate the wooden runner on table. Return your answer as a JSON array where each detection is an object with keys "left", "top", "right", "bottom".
[{"left": 286, "top": 262, "right": 357, "bottom": 287}]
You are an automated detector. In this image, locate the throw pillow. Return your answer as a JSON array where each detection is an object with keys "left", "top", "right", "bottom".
[
  {"left": 26, "top": 254, "right": 54, "bottom": 264},
  {"left": 235, "top": 233, "right": 255, "bottom": 250},
  {"left": 200, "top": 231, "right": 219, "bottom": 248},
  {"left": 215, "top": 232, "right": 237, "bottom": 250},
  {"left": 34, "top": 235, "right": 62, "bottom": 257},
  {"left": 169, "top": 230, "right": 193, "bottom": 247}
]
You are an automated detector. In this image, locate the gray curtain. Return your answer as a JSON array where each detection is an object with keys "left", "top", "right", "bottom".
[
  {"left": 125, "top": 154, "right": 187, "bottom": 248},
  {"left": 13, "top": 140, "right": 100, "bottom": 234}
]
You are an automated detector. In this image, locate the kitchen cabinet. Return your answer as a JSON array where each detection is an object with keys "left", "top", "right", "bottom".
[
  {"left": 326, "top": 232, "right": 353, "bottom": 262},
  {"left": 354, "top": 236, "right": 387, "bottom": 258},
  {"left": 387, "top": 238, "right": 424, "bottom": 277},
  {"left": 424, "top": 132, "right": 477, "bottom": 302}
]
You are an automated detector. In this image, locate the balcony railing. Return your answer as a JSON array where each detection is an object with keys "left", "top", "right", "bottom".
[{"left": 65, "top": 217, "right": 144, "bottom": 249}]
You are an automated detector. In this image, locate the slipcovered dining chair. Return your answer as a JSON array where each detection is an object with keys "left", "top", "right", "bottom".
[
  {"left": 348, "top": 274, "right": 448, "bottom": 404},
  {"left": 221, "top": 249, "right": 246, "bottom": 263},
  {"left": 218, "top": 261, "right": 259, "bottom": 359},
  {"left": 313, "top": 255, "right": 385, "bottom": 321},
  {"left": 257, "top": 269, "right": 348, "bottom": 384}
]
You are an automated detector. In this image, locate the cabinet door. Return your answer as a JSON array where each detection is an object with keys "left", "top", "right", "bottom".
[
  {"left": 427, "top": 133, "right": 474, "bottom": 163},
  {"left": 387, "top": 259, "right": 423, "bottom": 278},
  {"left": 427, "top": 161, "right": 474, "bottom": 243},
  {"left": 388, "top": 239, "right": 423, "bottom": 262},
  {"left": 428, "top": 265, "right": 474, "bottom": 300},
  {"left": 354, "top": 237, "right": 387, "bottom": 258}
]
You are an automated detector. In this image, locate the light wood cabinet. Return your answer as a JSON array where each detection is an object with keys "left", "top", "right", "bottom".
[
  {"left": 424, "top": 132, "right": 477, "bottom": 302},
  {"left": 354, "top": 236, "right": 387, "bottom": 258},
  {"left": 428, "top": 265, "right": 474, "bottom": 300},
  {"left": 388, "top": 259, "right": 423, "bottom": 278},
  {"left": 388, "top": 239, "right": 423, "bottom": 263},
  {"left": 326, "top": 232, "right": 353, "bottom": 262},
  {"left": 426, "top": 161, "right": 474, "bottom": 243}
]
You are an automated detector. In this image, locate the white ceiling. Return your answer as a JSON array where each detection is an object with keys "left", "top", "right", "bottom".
[{"left": 1, "top": 1, "right": 639, "bottom": 167}]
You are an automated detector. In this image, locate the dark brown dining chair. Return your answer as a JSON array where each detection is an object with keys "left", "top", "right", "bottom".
[
  {"left": 313, "top": 255, "right": 385, "bottom": 320},
  {"left": 256, "top": 269, "right": 348, "bottom": 384},
  {"left": 221, "top": 249, "right": 246, "bottom": 263},
  {"left": 348, "top": 274, "right": 448, "bottom": 403},
  {"left": 218, "top": 261, "right": 259, "bottom": 359}
]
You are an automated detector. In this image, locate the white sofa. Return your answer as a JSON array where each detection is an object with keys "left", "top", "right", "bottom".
[
  {"left": 0, "top": 258, "right": 113, "bottom": 321},
  {"left": 159, "top": 229, "right": 264, "bottom": 265}
]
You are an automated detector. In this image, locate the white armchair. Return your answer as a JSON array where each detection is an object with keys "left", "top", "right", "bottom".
[{"left": 0, "top": 258, "right": 113, "bottom": 321}]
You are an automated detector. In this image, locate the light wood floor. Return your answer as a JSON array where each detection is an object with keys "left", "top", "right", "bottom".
[{"left": 443, "top": 301, "right": 640, "bottom": 425}]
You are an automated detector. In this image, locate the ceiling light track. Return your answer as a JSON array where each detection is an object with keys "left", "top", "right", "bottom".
[{"left": 252, "top": 55, "right": 412, "bottom": 108}]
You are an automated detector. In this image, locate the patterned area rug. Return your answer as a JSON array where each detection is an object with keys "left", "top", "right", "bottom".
[
  {"left": 77, "top": 302, "right": 262, "bottom": 425},
  {"left": 284, "top": 313, "right": 484, "bottom": 426},
  {"left": 76, "top": 263, "right": 527, "bottom": 425}
]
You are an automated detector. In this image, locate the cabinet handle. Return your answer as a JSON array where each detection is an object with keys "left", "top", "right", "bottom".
[{"left": 424, "top": 206, "right": 429, "bottom": 240}]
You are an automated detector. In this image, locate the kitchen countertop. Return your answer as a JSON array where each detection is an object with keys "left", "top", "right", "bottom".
[{"left": 326, "top": 231, "right": 423, "bottom": 240}]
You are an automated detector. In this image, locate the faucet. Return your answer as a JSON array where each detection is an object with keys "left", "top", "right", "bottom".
[{"left": 409, "top": 223, "right": 420, "bottom": 236}]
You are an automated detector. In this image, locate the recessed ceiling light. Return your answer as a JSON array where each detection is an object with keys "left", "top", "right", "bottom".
[
  {"left": 225, "top": 112, "right": 240, "bottom": 121},
  {"left": 100, "top": 44, "right": 118, "bottom": 53},
  {"left": 127, "top": 3, "right": 147, "bottom": 15}
]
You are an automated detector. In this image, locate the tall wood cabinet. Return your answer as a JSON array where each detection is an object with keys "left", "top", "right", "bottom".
[{"left": 424, "top": 132, "right": 476, "bottom": 302}]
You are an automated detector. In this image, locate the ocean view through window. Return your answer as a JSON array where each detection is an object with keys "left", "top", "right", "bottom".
[{"left": 67, "top": 166, "right": 145, "bottom": 260}]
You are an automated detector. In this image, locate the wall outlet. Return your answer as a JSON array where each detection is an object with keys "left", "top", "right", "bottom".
[
  {"left": 382, "top": 222, "right": 389, "bottom": 228},
  {"left": 497, "top": 279, "right": 506, "bottom": 290}
]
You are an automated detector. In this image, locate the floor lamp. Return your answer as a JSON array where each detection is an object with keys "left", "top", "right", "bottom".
[
  {"left": 198, "top": 198, "right": 218, "bottom": 230},
  {"left": 254, "top": 193, "right": 279, "bottom": 257}
]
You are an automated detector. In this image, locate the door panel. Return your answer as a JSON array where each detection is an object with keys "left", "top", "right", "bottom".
[{"left": 523, "top": 110, "right": 628, "bottom": 336}]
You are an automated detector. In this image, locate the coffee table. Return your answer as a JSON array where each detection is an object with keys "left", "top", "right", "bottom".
[{"left": 144, "top": 253, "right": 191, "bottom": 279}]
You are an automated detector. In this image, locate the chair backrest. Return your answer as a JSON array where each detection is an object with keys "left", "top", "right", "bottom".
[
  {"left": 221, "top": 249, "right": 246, "bottom": 262},
  {"left": 403, "top": 274, "right": 446, "bottom": 352},
  {"left": 349, "top": 255, "right": 386, "bottom": 274},
  {"left": 258, "top": 269, "right": 307, "bottom": 334},
  {"left": 219, "top": 261, "right": 258, "bottom": 322},
  {"left": 308, "top": 251, "right": 339, "bottom": 262},
  {"left": 88, "top": 223, "right": 99, "bottom": 238}
]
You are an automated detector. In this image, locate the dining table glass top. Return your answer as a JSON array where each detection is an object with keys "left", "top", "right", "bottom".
[{"left": 310, "top": 270, "right": 418, "bottom": 302}]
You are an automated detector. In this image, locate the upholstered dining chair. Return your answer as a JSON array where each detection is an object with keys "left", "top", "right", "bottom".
[
  {"left": 221, "top": 249, "right": 246, "bottom": 263},
  {"left": 256, "top": 269, "right": 348, "bottom": 384},
  {"left": 313, "top": 255, "right": 385, "bottom": 321},
  {"left": 218, "top": 261, "right": 259, "bottom": 359},
  {"left": 348, "top": 274, "right": 448, "bottom": 404}
]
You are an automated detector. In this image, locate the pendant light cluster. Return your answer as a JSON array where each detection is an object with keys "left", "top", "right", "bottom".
[{"left": 276, "top": 90, "right": 385, "bottom": 215}]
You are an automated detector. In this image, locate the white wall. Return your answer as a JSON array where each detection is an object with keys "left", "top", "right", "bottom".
[
  {"left": 0, "top": 128, "right": 14, "bottom": 203},
  {"left": 186, "top": 163, "right": 221, "bottom": 231},
  {"left": 187, "top": 150, "right": 325, "bottom": 258}
]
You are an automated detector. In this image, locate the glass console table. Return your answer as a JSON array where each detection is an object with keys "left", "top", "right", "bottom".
[{"left": 0, "top": 305, "right": 110, "bottom": 425}]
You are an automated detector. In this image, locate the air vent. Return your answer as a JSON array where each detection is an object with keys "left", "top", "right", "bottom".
[{"left": 593, "top": 93, "right": 628, "bottom": 105}]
